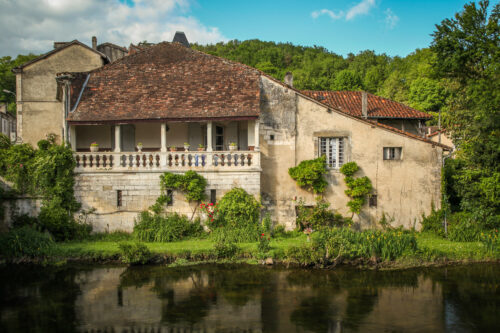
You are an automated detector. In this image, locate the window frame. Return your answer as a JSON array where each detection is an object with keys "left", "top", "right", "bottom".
[
  {"left": 383, "top": 147, "right": 402, "bottom": 160},
  {"left": 319, "top": 137, "right": 345, "bottom": 169}
]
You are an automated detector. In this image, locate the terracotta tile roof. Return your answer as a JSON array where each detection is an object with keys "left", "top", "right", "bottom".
[
  {"left": 67, "top": 42, "right": 261, "bottom": 123},
  {"left": 301, "top": 90, "right": 432, "bottom": 119}
]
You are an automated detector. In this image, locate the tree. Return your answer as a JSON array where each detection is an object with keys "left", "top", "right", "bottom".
[
  {"left": 0, "top": 54, "right": 39, "bottom": 115},
  {"left": 431, "top": 0, "right": 500, "bottom": 227}
]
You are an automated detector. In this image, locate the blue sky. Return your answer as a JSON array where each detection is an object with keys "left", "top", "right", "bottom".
[
  {"left": 1, "top": 0, "right": 473, "bottom": 57},
  {"left": 189, "top": 0, "right": 471, "bottom": 56}
]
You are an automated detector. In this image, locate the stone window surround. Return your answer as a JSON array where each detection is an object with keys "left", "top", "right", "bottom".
[{"left": 313, "top": 130, "right": 352, "bottom": 171}]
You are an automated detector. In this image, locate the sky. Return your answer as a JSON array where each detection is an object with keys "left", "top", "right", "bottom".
[{"left": 0, "top": 0, "right": 474, "bottom": 58}]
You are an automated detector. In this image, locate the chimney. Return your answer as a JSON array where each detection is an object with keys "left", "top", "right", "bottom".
[
  {"left": 92, "top": 36, "right": 97, "bottom": 50},
  {"left": 284, "top": 72, "right": 293, "bottom": 87},
  {"left": 362, "top": 91, "right": 368, "bottom": 119},
  {"left": 172, "top": 31, "right": 190, "bottom": 48}
]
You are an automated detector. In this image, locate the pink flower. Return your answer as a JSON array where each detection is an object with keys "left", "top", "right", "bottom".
[{"left": 19, "top": 164, "right": 23, "bottom": 168}]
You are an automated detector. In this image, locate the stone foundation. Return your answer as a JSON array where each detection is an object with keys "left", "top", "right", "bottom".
[{"left": 75, "top": 170, "right": 261, "bottom": 232}]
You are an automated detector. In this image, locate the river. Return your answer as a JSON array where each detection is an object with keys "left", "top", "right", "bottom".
[{"left": 0, "top": 263, "right": 499, "bottom": 332}]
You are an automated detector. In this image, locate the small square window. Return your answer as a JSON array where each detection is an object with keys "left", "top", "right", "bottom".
[
  {"left": 167, "top": 189, "right": 173, "bottom": 206},
  {"left": 383, "top": 147, "right": 402, "bottom": 160},
  {"left": 369, "top": 195, "right": 377, "bottom": 207},
  {"left": 270, "top": 134, "right": 275, "bottom": 141}
]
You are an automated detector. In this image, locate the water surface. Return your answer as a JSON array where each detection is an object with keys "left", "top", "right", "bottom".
[{"left": 0, "top": 263, "right": 499, "bottom": 332}]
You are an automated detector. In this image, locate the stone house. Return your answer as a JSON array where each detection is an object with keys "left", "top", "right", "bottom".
[
  {"left": 13, "top": 35, "right": 451, "bottom": 231},
  {"left": 0, "top": 103, "right": 16, "bottom": 142}
]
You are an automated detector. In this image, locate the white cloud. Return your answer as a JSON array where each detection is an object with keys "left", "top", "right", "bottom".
[
  {"left": 0, "top": 0, "right": 227, "bottom": 56},
  {"left": 311, "top": 0, "right": 376, "bottom": 23},
  {"left": 311, "top": 9, "right": 344, "bottom": 20},
  {"left": 345, "top": 0, "right": 376, "bottom": 21},
  {"left": 384, "top": 8, "right": 399, "bottom": 29}
]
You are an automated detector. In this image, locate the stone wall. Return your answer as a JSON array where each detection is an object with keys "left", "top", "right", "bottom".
[
  {"left": 74, "top": 170, "right": 261, "bottom": 232},
  {"left": 259, "top": 76, "right": 444, "bottom": 230}
]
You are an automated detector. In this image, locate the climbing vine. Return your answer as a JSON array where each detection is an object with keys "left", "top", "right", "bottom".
[
  {"left": 339, "top": 162, "right": 373, "bottom": 216},
  {"left": 288, "top": 156, "right": 328, "bottom": 194},
  {"left": 151, "top": 170, "right": 207, "bottom": 214}
]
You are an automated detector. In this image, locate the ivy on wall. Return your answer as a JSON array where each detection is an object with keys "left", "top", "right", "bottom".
[
  {"left": 288, "top": 156, "right": 328, "bottom": 194},
  {"left": 339, "top": 162, "right": 373, "bottom": 216}
]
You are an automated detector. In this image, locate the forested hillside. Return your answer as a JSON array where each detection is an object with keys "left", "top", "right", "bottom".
[{"left": 192, "top": 41, "right": 447, "bottom": 121}]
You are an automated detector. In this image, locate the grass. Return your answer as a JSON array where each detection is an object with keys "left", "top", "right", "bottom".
[{"left": 46, "top": 232, "right": 499, "bottom": 266}]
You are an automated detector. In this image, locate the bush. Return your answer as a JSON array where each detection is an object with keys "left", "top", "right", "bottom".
[
  {"left": 134, "top": 211, "right": 203, "bottom": 242},
  {"left": 296, "top": 198, "right": 349, "bottom": 230},
  {"left": 38, "top": 198, "right": 91, "bottom": 241},
  {"left": 480, "top": 229, "right": 500, "bottom": 253},
  {"left": 0, "top": 226, "right": 54, "bottom": 258},
  {"left": 339, "top": 162, "right": 372, "bottom": 215},
  {"left": 258, "top": 232, "right": 271, "bottom": 253},
  {"left": 209, "top": 188, "right": 261, "bottom": 243},
  {"left": 448, "top": 212, "right": 483, "bottom": 242},
  {"left": 288, "top": 156, "right": 328, "bottom": 193},
  {"left": 118, "top": 242, "right": 151, "bottom": 265},
  {"left": 214, "top": 241, "right": 239, "bottom": 259},
  {"left": 421, "top": 208, "right": 446, "bottom": 237}
]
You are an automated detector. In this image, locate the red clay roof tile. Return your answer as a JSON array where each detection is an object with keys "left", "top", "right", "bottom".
[{"left": 301, "top": 90, "right": 432, "bottom": 119}]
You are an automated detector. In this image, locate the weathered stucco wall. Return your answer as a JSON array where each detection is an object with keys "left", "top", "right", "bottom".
[
  {"left": 259, "top": 76, "right": 443, "bottom": 230},
  {"left": 17, "top": 45, "right": 105, "bottom": 146},
  {"left": 74, "top": 170, "right": 261, "bottom": 232}
]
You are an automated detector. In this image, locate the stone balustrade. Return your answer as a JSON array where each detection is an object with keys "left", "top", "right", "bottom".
[{"left": 74, "top": 151, "right": 261, "bottom": 172}]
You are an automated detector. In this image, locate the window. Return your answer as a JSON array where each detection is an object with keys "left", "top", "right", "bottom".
[
  {"left": 369, "top": 195, "right": 377, "bottom": 207},
  {"left": 270, "top": 134, "right": 275, "bottom": 141},
  {"left": 116, "top": 190, "right": 122, "bottom": 207},
  {"left": 383, "top": 147, "right": 402, "bottom": 160},
  {"left": 167, "top": 189, "right": 173, "bottom": 206},
  {"left": 319, "top": 137, "right": 345, "bottom": 169},
  {"left": 210, "top": 189, "right": 217, "bottom": 204},
  {"left": 215, "top": 125, "right": 224, "bottom": 151}
]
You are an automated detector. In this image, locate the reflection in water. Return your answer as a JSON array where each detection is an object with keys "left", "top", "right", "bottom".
[{"left": 0, "top": 263, "right": 499, "bottom": 332}]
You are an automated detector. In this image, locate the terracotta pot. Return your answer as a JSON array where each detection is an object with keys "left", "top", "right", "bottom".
[
  {"left": 197, "top": 148, "right": 205, "bottom": 151},
  {"left": 169, "top": 147, "right": 177, "bottom": 152}
]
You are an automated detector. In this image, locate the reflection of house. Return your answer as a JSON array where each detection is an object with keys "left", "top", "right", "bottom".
[
  {"left": 0, "top": 103, "right": 16, "bottom": 141},
  {"left": 14, "top": 33, "right": 451, "bottom": 231}
]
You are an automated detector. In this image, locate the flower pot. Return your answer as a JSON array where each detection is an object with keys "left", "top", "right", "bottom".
[
  {"left": 90, "top": 146, "right": 99, "bottom": 152},
  {"left": 229, "top": 145, "right": 237, "bottom": 151},
  {"left": 137, "top": 146, "right": 143, "bottom": 153},
  {"left": 184, "top": 145, "right": 190, "bottom": 152},
  {"left": 197, "top": 148, "right": 205, "bottom": 152},
  {"left": 169, "top": 147, "right": 177, "bottom": 152}
]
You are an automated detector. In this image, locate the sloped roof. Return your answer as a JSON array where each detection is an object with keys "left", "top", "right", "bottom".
[
  {"left": 12, "top": 40, "right": 108, "bottom": 72},
  {"left": 301, "top": 90, "right": 432, "bottom": 119},
  {"left": 67, "top": 42, "right": 261, "bottom": 123}
]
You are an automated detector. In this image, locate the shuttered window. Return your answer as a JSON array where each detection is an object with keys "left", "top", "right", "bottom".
[{"left": 383, "top": 147, "right": 402, "bottom": 160}]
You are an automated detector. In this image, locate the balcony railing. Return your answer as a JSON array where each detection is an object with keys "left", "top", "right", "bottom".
[{"left": 74, "top": 151, "right": 261, "bottom": 172}]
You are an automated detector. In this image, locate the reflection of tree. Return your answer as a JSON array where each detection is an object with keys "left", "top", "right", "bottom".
[
  {"left": 0, "top": 265, "right": 84, "bottom": 332},
  {"left": 287, "top": 268, "right": 420, "bottom": 331},
  {"left": 291, "top": 296, "right": 339, "bottom": 333},
  {"left": 425, "top": 264, "right": 500, "bottom": 332}
]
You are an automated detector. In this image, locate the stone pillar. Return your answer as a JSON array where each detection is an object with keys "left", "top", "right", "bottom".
[
  {"left": 207, "top": 121, "right": 213, "bottom": 152},
  {"left": 161, "top": 123, "right": 167, "bottom": 152},
  {"left": 69, "top": 125, "right": 76, "bottom": 151},
  {"left": 114, "top": 125, "right": 121, "bottom": 152},
  {"left": 254, "top": 119, "right": 260, "bottom": 151}
]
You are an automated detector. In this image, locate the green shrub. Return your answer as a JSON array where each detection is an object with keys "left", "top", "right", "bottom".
[
  {"left": 448, "top": 212, "right": 483, "bottom": 242},
  {"left": 134, "top": 212, "right": 203, "bottom": 242},
  {"left": 272, "top": 225, "right": 302, "bottom": 238},
  {"left": 214, "top": 241, "right": 239, "bottom": 259},
  {"left": 209, "top": 188, "right": 261, "bottom": 242},
  {"left": 285, "top": 243, "right": 323, "bottom": 265},
  {"left": 118, "top": 242, "right": 151, "bottom": 265},
  {"left": 296, "top": 198, "right": 349, "bottom": 230},
  {"left": 160, "top": 170, "right": 207, "bottom": 202},
  {"left": 480, "top": 229, "right": 500, "bottom": 253},
  {"left": 0, "top": 226, "right": 54, "bottom": 258},
  {"left": 258, "top": 232, "right": 271, "bottom": 253},
  {"left": 288, "top": 156, "right": 328, "bottom": 193},
  {"left": 421, "top": 208, "right": 446, "bottom": 237}
]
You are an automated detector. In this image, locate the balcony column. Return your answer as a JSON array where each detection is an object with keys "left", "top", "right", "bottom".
[
  {"left": 69, "top": 125, "right": 76, "bottom": 151},
  {"left": 161, "top": 123, "right": 167, "bottom": 152},
  {"left": 114, "top": 125, "right": 121, "bottom": 152},
  {"left": 206, "top": 121, "right": 213, "bottom": 152},
  {"left": 254, "top": 119, "right": 260, "bottom": 151}
]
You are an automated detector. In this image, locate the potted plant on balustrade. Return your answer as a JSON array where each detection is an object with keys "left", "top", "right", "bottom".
[
  {"left": 184, "top": 142, "right": 190, "bottom": 151},
  {"left": 229, "top": 142, "right": 237, "bottom": 151},
  {"left": 198, "top": 144, "right": 205, "bottom": 151},
  {"left": 90, "top": 142, "right": 99, "bottom": 152},
  {"left": 137, "top": 142, "right": 143, "bottom": 153},
  {"left": 169, "top": 145, "right": 177, "bottom": 152}
]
